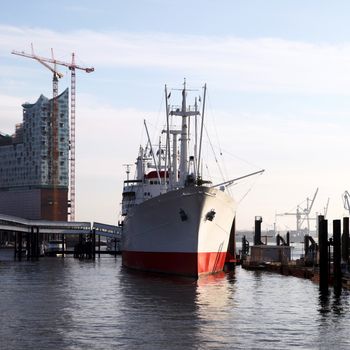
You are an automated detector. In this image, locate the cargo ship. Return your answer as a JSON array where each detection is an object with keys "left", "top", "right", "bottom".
[{"left": 121, "top": 82, "right": 262, "bottom": 277}]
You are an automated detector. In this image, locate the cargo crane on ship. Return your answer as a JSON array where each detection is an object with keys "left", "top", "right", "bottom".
[{"left": 12, "top": 45, "right": 94, "bottom": 221}]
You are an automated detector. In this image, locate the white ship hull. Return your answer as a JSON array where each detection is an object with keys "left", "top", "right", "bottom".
[{"left": 122, "top": 186, "right": 236, "bottom": 277}]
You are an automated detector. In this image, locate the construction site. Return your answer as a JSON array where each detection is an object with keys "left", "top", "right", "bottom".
[
  {"left": 0, "top": 45, "right": 121, "bottom": 256},
  {"left": 0, "top": 45, "right": 94, "bottom": 221}
]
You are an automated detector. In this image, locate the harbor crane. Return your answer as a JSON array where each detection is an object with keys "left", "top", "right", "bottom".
[
  {"left": 343, "top": 191, "right": 350, "bottom": 215},
  {"left": 276, "top": 188, "right": 319, "bottom": 236},
  {"left": 12, "top": 45, "right": 94, "bottom": 221},
  {"left": 300, "top": 188, "right": 319, "bottom": 233},
  {"left": 323, "top": 197, "right": 330, "bottom": 218}
]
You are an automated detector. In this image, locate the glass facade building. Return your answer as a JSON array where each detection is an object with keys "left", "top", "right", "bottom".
[{"left": 0, "top": 89, "right": 69, "bottom": 220}]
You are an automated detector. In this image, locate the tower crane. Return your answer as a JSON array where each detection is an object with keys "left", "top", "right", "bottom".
[
  {"left": 12, "top": 45, "right": 94, "bottom": 221},
  {"left": 12, "top": 44, "right": 63, "bottom": 99},
  {"left": 12, "top": 45, "right": 64, "bottom": 220}
]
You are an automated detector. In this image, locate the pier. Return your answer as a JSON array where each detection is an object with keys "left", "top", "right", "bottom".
[
  {"left": 0, "top": 214, "right": 121, "bottom": 260},
  {"left": 241, "top": 215, "right": 350, "bottom": 292}
]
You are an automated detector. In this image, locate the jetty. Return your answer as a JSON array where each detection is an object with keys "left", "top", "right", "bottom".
[
  {"left": 241, "top": 216, "right": 350, "bottom": 292},
  {"left": 0, "top": 213, "right": 121, "bottom": 260}
]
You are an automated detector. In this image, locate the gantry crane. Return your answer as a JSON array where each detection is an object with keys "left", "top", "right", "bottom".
[
  {"left": 12, "top": 45, "right": 94, "bottom": 221},
  {"left": 12, "top": 45, "right": 64, "bottom": 220}
]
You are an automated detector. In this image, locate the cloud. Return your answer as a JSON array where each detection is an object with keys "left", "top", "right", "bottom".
[
  {"left": 0, "top": 94, "right": 25, "bottom": 133},
  {"left": 2, "top": 24, "right": 350, "bottom": 227},
  {"left": 2, "top": 25, "right": 350, "bottom": 95}
]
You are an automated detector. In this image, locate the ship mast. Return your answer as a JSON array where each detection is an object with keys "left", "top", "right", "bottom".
[
  {"left": 197, "top": 83, "right": 207, "bottom": 181},
  {"left": 179, "top": 83, "right": 188, "bottom": 185},
  {"left": 170, "top": 80, "right": 200, "bottom": 187},
  {"left": 164, "top": 85, "right": 172, "bottom": 189}
]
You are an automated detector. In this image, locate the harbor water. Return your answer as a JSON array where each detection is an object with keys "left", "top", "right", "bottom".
[{"left": 1, "top": 249, "right": 350, "bottom": 349}]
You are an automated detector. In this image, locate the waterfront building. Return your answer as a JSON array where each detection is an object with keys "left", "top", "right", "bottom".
[{"left": 0, "top": 89, "right": 69, "bottom": 220}]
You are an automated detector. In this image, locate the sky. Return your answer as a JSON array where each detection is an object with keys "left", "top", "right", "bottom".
[{"left": 1, "top": 0, "right": 350, "bottom": 232}]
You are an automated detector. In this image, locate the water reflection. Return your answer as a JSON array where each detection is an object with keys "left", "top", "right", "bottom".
[
  {"left": 117, "top": 269, "right": 239, "bottom": 349},
  {"left": 318, "top": 288, "right": 331, "bottom": 315},
  {"left": 0, "top": 258, "right": 75, "bottom": 349},
  {"left": 318, "top": 287, "right": 350, "bottom": 317},
  {"left": 317, "top": 288, "right": 350, "bottom": 349},
  {"left": 117, "top": 269, "right": 199, "bottom": 348},
  {"left": 2, "top": 251, "right": 350, "bottom": 349}
]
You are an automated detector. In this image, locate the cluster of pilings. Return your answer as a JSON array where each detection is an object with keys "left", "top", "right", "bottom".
[
  {"left": 14, "top": 227, "right": 41, "bottom": 260},
  {"left": 318, "top": 216, "right": 349, "bottom": 292},
  {"left": 242, "top": 215, "right": 350, "bottom": 292},
  {"left": 74, "top": 231, "right": 97, "bottom": 260},
  {"left": 241, "top": 217, "right": 291, "bottom": 259},
  {"left": 9, "top": 228, "right": 120, "bottom": 261}
]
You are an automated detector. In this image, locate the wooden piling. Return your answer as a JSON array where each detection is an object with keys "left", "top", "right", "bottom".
[
  {"left": 98, "top": 234, "right": 101, "bottom": 258},
  {"left": 14, "top": 231, "right": 17, "bottom": 259},
  {"left": 26, "top": 231, "right": 30, "bottom": 260},
  {"left": 30, "top": 226, "right": 34, "bottom": 259},
  {"left": 304, "top": 234, "right": 310, "bottom": 257},
  {"left": 35, "top": 227, "right": 39, "bottom": 259},
  {"left": 61, "top": 234, "right": 65, "bottom": 258},
  {"left": 318, "top": 216, "right": 328, "bottom": 290},
  {"left": 32, "top": 228, "right": 35, "bottom": 259},
  {"left": 242, "top": 235, "right": 249, "bottom": 257},
  {"left": 92, "top": 229, "right": 96, "bottom": 260},
  {"left": 18, "top": 232, "right": 22, "bottom": 261},
  {"left": 254, "top": 216, "right": 263, "bottom": 245},
  {"left": 333, "top": 219, "right": 342, "bottom": 291}
]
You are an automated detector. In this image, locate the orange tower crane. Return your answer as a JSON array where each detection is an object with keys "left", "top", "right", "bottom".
[
  {"left": 12, "top": 45, "right": 64, "bottom": 220},
  {"left": 12, "top": 46, "right": 94, "bottom": 221}
]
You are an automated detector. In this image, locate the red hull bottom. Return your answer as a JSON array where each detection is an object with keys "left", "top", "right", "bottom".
[{"left": 122, "top": 251, "right": 228, "bottom": 277}]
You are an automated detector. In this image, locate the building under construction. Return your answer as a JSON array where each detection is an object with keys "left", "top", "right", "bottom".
[{"left": 0, "top": 89, "right": 69, "bottom": 220}]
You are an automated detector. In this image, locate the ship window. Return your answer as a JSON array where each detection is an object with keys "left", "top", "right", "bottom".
[{"left": 150, "top": 181, "right": 153, "bottom": 184}]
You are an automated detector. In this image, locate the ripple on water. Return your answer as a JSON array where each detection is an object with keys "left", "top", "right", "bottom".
[{"left": 1, "top": 251, "right": 350, "bottom": 349}]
